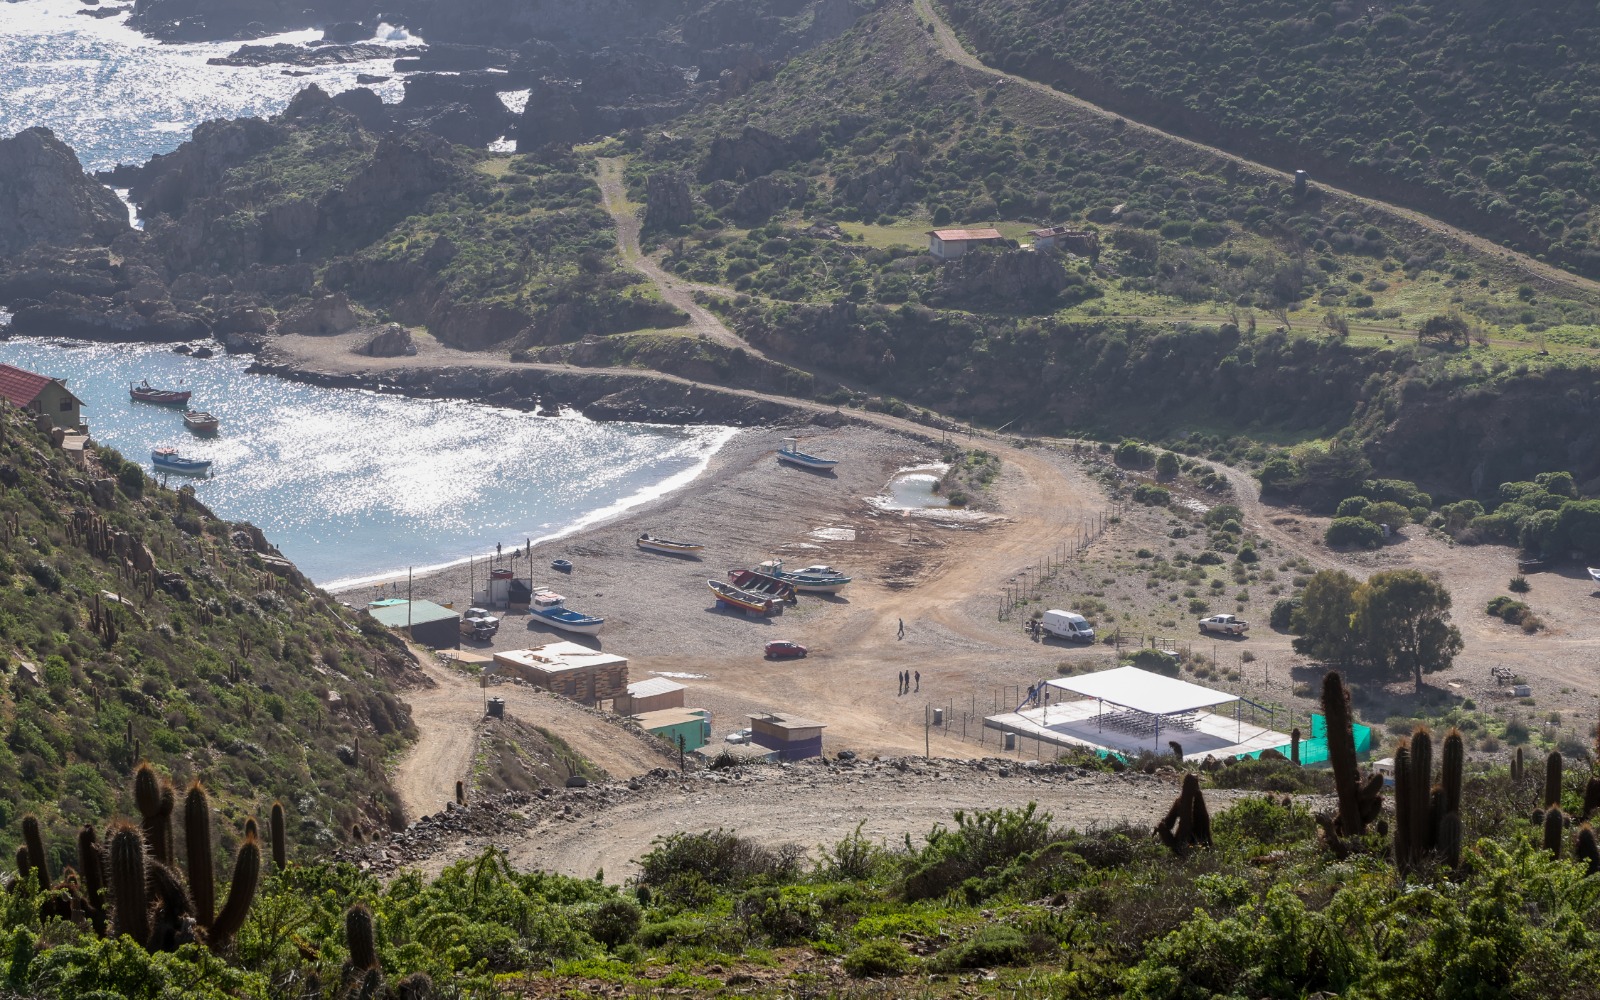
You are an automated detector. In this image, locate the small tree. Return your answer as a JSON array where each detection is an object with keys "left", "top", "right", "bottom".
[
  {"left": 1351, "top": 570, "right": 1464, "bottom": 691},
  {"left": 1325, "top": 517, "right": 1385, "bottom": 549},
  {"left": 1154, "top": 451, "right": 1180, "bottom": 480},
  {"left": 1360, "top": 500, "right": 1413, "bottom": 529},
  {"left": 1291, "top": 570, "right": 1363, "bottom": 670},
  {"left": 1322, "top": 311, "right": 1350, "bottom": 338}
]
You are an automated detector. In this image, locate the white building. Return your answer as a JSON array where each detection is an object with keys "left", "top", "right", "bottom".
[{"left": 926, "top": 227, "right": 1004, "bottom": 259}]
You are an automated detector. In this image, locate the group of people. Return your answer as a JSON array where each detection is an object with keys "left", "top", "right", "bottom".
[{"left": 898, "top": 669, "right": 920, "bottom": 695}]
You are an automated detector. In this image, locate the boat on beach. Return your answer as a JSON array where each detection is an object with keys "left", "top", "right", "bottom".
[
  {"left": 759, "top": 559, "right": 853, "bottom": 594},
  {"left": 727, "top": 567, "right": 797, "bottom": 602},
  {"left": 708, "top": 579, "right": 779, "bottom": 615},
  {"left": 183, "top": 409, "right": 219, "bottom": 434},
  {"left": 637, "top": 533, "right": 705, "bottom": 556},
  {"left": 130, "top": 380, "right": 190, "bottom": 405},
  {"left": 1589, "top": 567, "right": 1600, "bottom": 583},
  {"left": 776, "top": 437, "right": 838, "bottom": 471},
  {"left": 150, "top": 447, "right": 212, "bottom": 476},
  {"left": 529, "top": 589, "right": 604, "bottom": 635}
]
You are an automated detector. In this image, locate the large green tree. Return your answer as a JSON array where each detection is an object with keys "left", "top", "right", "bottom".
[
  {"left": 1289, "top": 570, "right": 1362, "bottom": 671},
  {"left": 1350, "top": 570, "right": 1464, "bottom": 692}
]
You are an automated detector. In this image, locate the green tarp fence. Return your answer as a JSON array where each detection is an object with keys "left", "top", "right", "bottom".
[{"left": 1235, "top": 712, "right": 1373, "bottom": 765}]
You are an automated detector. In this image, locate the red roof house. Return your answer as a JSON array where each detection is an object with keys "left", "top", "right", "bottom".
[{"left": 0, "top": 363, "right": 85, "bottom": 430}]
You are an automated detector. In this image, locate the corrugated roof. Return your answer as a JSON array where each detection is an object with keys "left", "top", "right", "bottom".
[
  {"left": 1047, "top": 666, "right": 1238, "bottom": 715},
  {"left": 631, "top": 707, "right": 708, "bottom": 728},
  {"left": 628, "top": 677, "right": 686, "bottom": 698},
  {"left": 928, "top": 228, "right": 1003, "bottom": 241},
  {"left": 0, "top": 364, "right": 55, "bottom": 407},
  {"left": 368, "top": 600, "right": 460, "bottom": 627},
  {"left": 751, "top": 711, "right": 827, "bottom": 730}
]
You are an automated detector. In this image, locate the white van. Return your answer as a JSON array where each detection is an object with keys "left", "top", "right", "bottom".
[{"left": 1041, "top": 609, "right": 1095, "bottom": 642}]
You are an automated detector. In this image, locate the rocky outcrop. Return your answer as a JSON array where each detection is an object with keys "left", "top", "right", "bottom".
[
  {"left": 389, "top": 74, "right": 515, "bottom": 147},
  {"left": 643, "top": 172, "right": 697, "bottom": 229},
  {"left": 516, "top": 79, "right": 594, "bottom": 149},
  {"left": 358, "top": 323, "right": 417, "bottom": 357},
  {"left": 700, "top": 126, "right": 819, "bottom": 182},
  {"left": 834, "top": 149, "right": 924, "bottom": 217},
  {"left": 206, "top": 41, "right": 411, "bottom": 67},
  {"left": 7, "top": 292, "right": 209, "bottom": 342},
  {"left": 729, "top": 174, "right": 807, "bottom": 224},
  {"left": 933, "top": 248, "right": 1068, "bottom": 306},
  {"left": 279, "top": 292, "right": 358, "bottom": 334},
  {"left": 0, "top": 128, "right": 129, "bottom": 257}
]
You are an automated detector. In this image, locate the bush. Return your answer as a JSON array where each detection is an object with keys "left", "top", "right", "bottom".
[
  {"left": 1133, "top": 484, "right": 1171, "bottom": 506},
  {"left": 1114, "top": 439, "right": 1157, "bottom": 469},
  {"left": 587, "top": 897, "right": 642, "bottom": 949},
  {"left": 844, "top": 939, "right": 914, "bottom": 978},
  {"left": 1359, "top": 500, "right": 1413, "bottom": 528},
  {"left": 1334, "top": 495, "right": 1371, "bottom": 518},
  {"left": 117, "top": 460, "right": 145, "bottom": 498},
  {"left": 1155, "top": 451, "right": 1180, "bottom": 479},
  {"left": 637, "top": 830, "right": 802, "bottom": 891},
  {"left": 1486, "top": 596, "right": 1536, "bottom": 629},
  {"left": 1269, "top": 597, "right": 1300, "bottom": 630},
  {"left": 1324, "top": 517, "right": 1385, "bottom": 549},
  {"left": 1509, "top": 576, "right": 1530, "bottom": 593},
  {"left": 1235, "top": 545, "right": 1258, "bottom": 564},
  {"left": 1204, "top": 504, "right": 1243, "bottom": 526},
  {"left": 927, "top": 925, "right": 1030, "bottom": 972},
  {"left": 1126, "top": 648, "right": 1180, "bottom": 676}
]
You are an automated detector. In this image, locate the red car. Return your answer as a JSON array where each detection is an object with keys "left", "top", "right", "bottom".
[{"left": 765, "top": 640, "right": 808, "bottom": 659}]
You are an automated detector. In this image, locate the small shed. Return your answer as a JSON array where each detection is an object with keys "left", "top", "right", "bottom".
[
  {"left": 367, "top": 600, "right": 461, "bottom": 649},
  {"left": 926, "top": 227, "right": 1004, "bottom": 260},
  {"left": 694, "top": 742, "right": 778, "bottom": 765},
  {"left": 492, "top": 642, "right": 628, "bottom": 706},
  {"left": 616, "top": 677, "right": 686, "bottom": 716},
  {"left": 0, "top": 363, "right": 85, "bottom": 431},
  {"left": 1026, "top": 226, "right": 1100, "bottom": 258},
  {"left": 749, "top": 711, "right": 827, "bottom": 761},
  {"left": 631, "top": 707, "right": 712, "bottom": 752}
]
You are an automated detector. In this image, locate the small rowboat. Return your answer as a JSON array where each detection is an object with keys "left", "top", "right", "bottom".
[
  {"left": 776, "top": 436, "right": 838, "bottom": 471},
  {"left": 529, "top": 589, "right": 603, "bottom": 635},
  {"left": 708, "top": 579, "right": 778, "bottom": 616},
  {"left": 151, "top": 447, "right": 211, "bottom": 476},
  {"left": 637, "top": 533, "right": 705, "bottom": 556},
  {"left": 183, "top": 410, "right": 219, "bottom": 434},
  {"left": 130, "top": 380, "right": 190, "bottom": 405},
  {"left": 728, "top": 568, "right": 797, "bottom": 602}
]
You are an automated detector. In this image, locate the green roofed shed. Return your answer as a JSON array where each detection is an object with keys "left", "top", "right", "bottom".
[{"left": 368, "top": 600, "right": 460, "bottom": 648}]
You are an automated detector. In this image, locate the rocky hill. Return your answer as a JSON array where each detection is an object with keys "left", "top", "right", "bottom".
[
  {"left": 0, "top": 129, "right": 129, "bottom": 259},
  {"left": 0, "top": 401, "right": 420, "bottom": 863}
]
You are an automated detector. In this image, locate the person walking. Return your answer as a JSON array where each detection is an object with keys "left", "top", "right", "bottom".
[
  {"left": 914, "top": 670, "right": 920, "bottom": 693},
  {"left": 897, "top": 618, "right": 905, "bottom": 640}
]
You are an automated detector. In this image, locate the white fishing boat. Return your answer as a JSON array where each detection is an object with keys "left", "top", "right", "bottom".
[
  {"left": 1589, "top": 567, "right": 1600, "bottom": 583},
  {"left": 529, "top": 589, "right": 604, "bottom": 635},
  {"left": 637, "top": 533, "right": 705, "bottom": 556},
  {"left": 150, "top": 447, "right": 212, "bottom": 476},
  {"left": 776, "top": 437, "right": 838, "bottom": 471},
  {"left": 759, "top": 559, "right": 852, "bottom": 594}
]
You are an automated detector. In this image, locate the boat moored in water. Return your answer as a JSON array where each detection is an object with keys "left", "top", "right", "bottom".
[
  {"left": 529, "top": 589, "right": 604, "bottom": 635},
  {"left": 151, "top": 447, "right": 212, "bottom": 476},
  {"left": 130, "top": 380, "right": 191, "bottom": 405},
  {"left": 183, "top": 409, "right": 219, "bottom": 434},
  {"left": 637, "top": 533, "right": 705, "bottom": 555},
  {"left": 776, "top": 437, "right": 838, "bottom": 471}
]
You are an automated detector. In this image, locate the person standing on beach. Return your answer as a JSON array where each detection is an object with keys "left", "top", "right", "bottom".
[
  {"left": 914, "top": 670, "right": 920, "bottom": 692},
  {"left": 897, "top": 618, "right": 905, "bottom": 640}
]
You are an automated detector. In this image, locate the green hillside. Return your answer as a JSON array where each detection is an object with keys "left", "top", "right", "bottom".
[
  {"left": 938, "top": 0, "right": 1600, "bottom": 278},
  {"left": 0, "top": 405, "right": 417, "bottom": 865}
]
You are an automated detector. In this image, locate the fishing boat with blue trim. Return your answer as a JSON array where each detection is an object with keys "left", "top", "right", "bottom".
[
  {"left": 776, "top": 437, "right": 838, "bottom": 471},
  {"left": 529, "top": 589, "right": 604, "bottom": 635},
  {"left": 759, "top": 559, "right": 852, "bottom": 594},
  {"left": 708, "top": 579, "right": 780, "bottom": 616},
  {"left": 150, "top": 447, "right": 212, "bottom": 476}
]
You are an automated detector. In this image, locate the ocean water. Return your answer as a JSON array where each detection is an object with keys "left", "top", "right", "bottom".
[
  {"left": 0, "top": 0, "right": 415, "bottom": 171},
  {"left": 0, "top": 340, "right": 735, "bottom": 586}
]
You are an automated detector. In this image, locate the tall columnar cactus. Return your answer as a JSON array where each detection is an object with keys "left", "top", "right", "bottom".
[
  {"left": 21, "top": 815, "right": 50, "bottom": 890},
  {"left": 1154, "top": 773, "right": 1212, "bottom": 857},
  {"left": 207, "top": 835, "right": 260, "bottom": 950},
  {"left": 1410, "top": 727, "right": 1434, "bottom": 856},
  {"left": 109, "top": 822, "right": 150, "bottom": 945},
  {"left": 1544, "top": 807, "right": 1565, "bottom": 858},
  {"left": 1577, "top": 824, "right": 1600, "bottom": 876},
  {"left": 78, "top": 824, "right": 106, "bottom": 933},
  {"left": 1545, "top": 751, "right": 1563, "bottom": 809},
  {"left": 1392, "top": 742, "right": 1414, "bottom": 869},
  {"left": 345, "top": 903, "right": 382, "bottom": 972},
  {"left": 1512, "top": 746, "right": 1524, "bottom": 782},
  {"left": 133, "top": 763, "right": 174, "bottom": 866},
  {"left": 1583, "top": 777, "right": 1600, "bottom": 820},
  {"left": 1438, "top": 812, "right": 1463, "bottom": 870},
  {"left": 1322, "top": 672, "right": 1368, "bottom": 835},
  {"left": 1290, "top": 727, "right": 1301, "bottom": 765},
  {"left": 1441, "top": 729, "right": 1464, "bottom": 815},
  {"left": 184, "top": 781, "right": 215, "bottom": 929},
  {"left": 455, "top": 782, "right": 466, "bottom": 807},
  {"left": 270, "top": 802, "right": 288, "bottom": 872}
]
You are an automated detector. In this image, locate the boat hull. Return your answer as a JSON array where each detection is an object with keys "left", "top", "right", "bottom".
[
  {"left": 638, "top": 534, "right": 705, "bottom": 555},
  {"left": 131, "top": 387, "right": 191, "bottom": 405},
  {"left": 183, "top": 412, "right": 219, "bottom": 434},
  {"left": 786, "top": 577, "right": 851, "bottom": 594},
  {"left": 777, "top": 450, "right": 838, "bottom": 470},
  {"left": 728, "top": 569, "right": 797, "bottom": 602},
  {"left": 708, "top": 579, "right": 778, "bottom": 615},
  {"left": 151, "top": 455, "right": 212, "bottom": 476},
  {"left": 529, "top": 609, "right": 604, "bottom": 635}
]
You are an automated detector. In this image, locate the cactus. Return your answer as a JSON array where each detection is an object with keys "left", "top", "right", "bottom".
[
  {"left": 1544, "top": 807, "right": 1565, "bottom": 857},
  {"left": 133, "top": 764, "right": 174, "bottom": 865},
  {"left": 1544, "top": 750, "right": 1563, "bottom": 809},
  {"left": 270, "top": 802, "right": 288, "bottom": 872},
  {"left": 1322, "top": 672, "right": 1369, "bottom": 835},
  {"left": 21, "top": 815, "right": 50, "bottom": 889},
  {"left": 1290, "top": 727, "right": 1301, "bottom": 765},
  {"left": 207, "top": 834, "right": 260, "bottom": 949},
  {"left": 244, "top": 818, "right": 258, "bottom": 840},
  {"left": 1512, "top": 746, "right": 1523, "bottom": 782},
  {"left": 1583, "top": 777, "right": 1600, "bottom": 820},
  {"left": 77, "top": 824, "right": 106, "bottom": 933},
  {"left": 1438, "top": 811, "right": 1463, "bottom": 869},
  {"left": 345, "top": 903, "right": 381, "bottom": 972},
  {"left": 146, "top": 862, "right": 196, "bottom": 952},
  {"left": 1576, "top": 824, "right": 1600, "bottom": 876},
  {"left": 454, "top": 782, "right": 465, "bottom": 807},
  {"left": 184, "top": 781, "right": 215, "bottom": 928},
  {"left": 109, "top": 822, "right": 150, "bottom": 946},
  {"left": 1392, "top": 742, "right": 1414, "bottom": 869},
  {"left": 1154, "top": 773, "right": 1212, "bottom": 857},
  {"left": 394, "top": 972, "right": 435, "bottom": 1000},
  {"left": 1441, "top": 729, "right": 1464, "bottom": 815},
  {"left": 1410, "top": 727, "right": 1434, "bottom": 854}
]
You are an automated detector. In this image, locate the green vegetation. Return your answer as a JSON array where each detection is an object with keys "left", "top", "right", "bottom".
[
  {"left": 939, "top": 0, "right": 1600, "bottom": 277},
  {"left": 0, "top": 407, "right": 414, "bottom": 863},
  {"left": 1291, "top": 569, "right": 1463, "bottom": 690}
]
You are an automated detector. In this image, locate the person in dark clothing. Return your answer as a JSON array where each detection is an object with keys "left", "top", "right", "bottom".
[{"left": 914, "top": 670, "right": 920, "bottom": 692}]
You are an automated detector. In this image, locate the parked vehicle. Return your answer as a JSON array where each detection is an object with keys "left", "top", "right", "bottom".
[
  {"left": 461, "top": 607, "right": 500, "bottom": 640},
  {"left": 1040, "top": 609, "right": 1096, "bottom": 642},
  {"left": 724, "top": 727, "right": 753, "bottom": 744},
  {"left": 1198, "top": 614, "right": 1250, "bottom": 635},
  {"left": 765, "top": 640, "right": 808, "bottom": 659}
]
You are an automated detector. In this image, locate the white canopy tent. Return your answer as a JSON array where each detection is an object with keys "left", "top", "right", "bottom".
[{"left": 1046, "top": 666, "right": 1240, "bottom": 743}]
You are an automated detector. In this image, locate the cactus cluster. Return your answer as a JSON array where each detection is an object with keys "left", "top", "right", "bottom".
[
  {"left": 1320, "top": 673, "right": 1384, "bottom": 849},
  {"left": 15, "top": 762, "right": 272, "bottom": 953},
  {"left": 1154, "top": 773, "right": 1212, "bottom": 857},
  {"left": 1392, "top": 726, "right": 1465, "bottom": 870}
]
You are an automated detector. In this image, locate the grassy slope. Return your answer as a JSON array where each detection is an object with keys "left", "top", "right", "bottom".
[{"left": 0, "top": 407, "right": 418, "bottom": 865}]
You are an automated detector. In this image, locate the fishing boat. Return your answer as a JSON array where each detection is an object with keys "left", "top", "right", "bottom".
[
  {"left": 150, "top": 447, "right": 212, "bottom": 476},
  {"left": 708, "top": 579, "right": 778, "bottom": 616},
  {"left": 1589, "top": 567, "right": 1600, "bottom": 583},
  {"left": 637, "top": 533, "right": 705, "bottom": 556},
  {"left": 727, "top": 568, "right": 797, "bottom": 602},
  {"left": 130, "top": 380, "right": 190, "bottom": 405},
  {"left": 759, "top": 559, "right": 853, "bottom": 594},
  {"left": 182, "top": 409, "right": 219, "bottom": 434},
  {"left": 776, "top": 437, "right": 838, "bottom": 471},
  {"left": 529, "top": 589, "right": 604, "bottom": 635}
]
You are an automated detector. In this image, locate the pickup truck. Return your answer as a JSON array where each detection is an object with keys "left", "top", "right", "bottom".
[{"left": 1198, "top": 614, "right": 1250, "bottom": 636}]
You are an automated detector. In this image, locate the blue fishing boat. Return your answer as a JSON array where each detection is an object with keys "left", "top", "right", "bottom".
[
  {"left": 776, "top": 437, "right": 838, "bottom": 471},
  {"left": 151, "top": 447, "right": 212, "bottom": 476},
  {"left": 529, "top": 589, "right": 604, "bottom": 635}
]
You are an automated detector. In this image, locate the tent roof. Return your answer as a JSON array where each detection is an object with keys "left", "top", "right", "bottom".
[
  {"left": 1047, "top": 666, "right": 1238, "bottom": 715},
  {"left": 368, "top": 600, "right": 459, "bottom": 627},
  {"left": 628, "top": 677, "right": 686, "bottom": 698}
]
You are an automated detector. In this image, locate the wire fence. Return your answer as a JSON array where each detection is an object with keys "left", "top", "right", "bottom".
[{"left": 997, "top": 502, "right": 1122, "bottom": 621}]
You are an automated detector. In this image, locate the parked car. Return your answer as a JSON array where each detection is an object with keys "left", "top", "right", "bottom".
[
  {"left": 765, "top": 640, "right": 809, "bottom": 659},
  {"left": 724, "top": 727, "right": 753, "bottom": 744},
  {"left": 461, "top": 607, "right": 500, "bottom": 639},
  {"left": 1198, "top": 614, "right": 1250, "bottom": 636}
]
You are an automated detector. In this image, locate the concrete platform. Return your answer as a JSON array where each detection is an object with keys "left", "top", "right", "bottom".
[{"left": 985, "top": 699, "right": 1291, "bottom": 761}]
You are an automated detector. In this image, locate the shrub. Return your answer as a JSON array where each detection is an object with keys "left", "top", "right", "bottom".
[
  {"left": 1335, "top": 495, "right": 1371, "bottom": 518},
  {"left": 637, "top": 830, "right": 802, "bottom": 890},
  {"left": 1324, "top": 517, "right": 1384, "bottom": 549},
  {"left": 1235, "top": 545, "right": 1258, "bottom": 564},
  {"left": 1204, "top": 504, "right": 1243, "bottom": 526},
  {"left": 844, "top": 939, "right": 914, "bottom": 978},
  {"left": 1359, "top": 500, "right": 1413, "bottom": 528},
  {"left": 117, "top": 461, "right": 145, "bottom": 498},
  {"left": 927, "top": 925, "right": 1030, "bottom": 972},
  {"left": 1269, "top": 597, "right": 1300, "bottom": 630},
  {"left": 587, "top": 897, "right": 642, "bottom": 949},
  {"left": 1508, "top": 576, "right": 1530, "bottom": 593},
  {"left": 1155, "top": 451, "right": 1180, "bottom": 479},
  {"left": 1126, "top": 648, "right": 1180, "bottom": 677},
  {"left": 1114, "top": 439, "right": 1157, "bottom": 469},
  {"left": 1133, "top": 484, "right": 1171, "bottom": 506}
]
